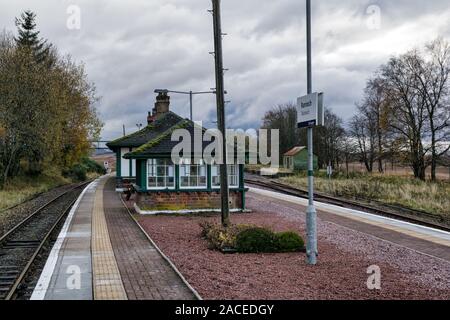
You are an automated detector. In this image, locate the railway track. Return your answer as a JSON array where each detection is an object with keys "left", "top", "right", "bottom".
[
  {"left": 245, "top": 177, "right": 450, "bottom": 232},
  {"left": 0, "top": 181, "right": 90, "bottom": 300}
]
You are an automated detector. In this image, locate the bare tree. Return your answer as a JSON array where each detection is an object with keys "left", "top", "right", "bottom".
[
  {"left": 407, "top": 38, "right": 450, "bottom": 181},
  {"left": 261, "top": 102, "right": 299, "bottom": 162},
  {"left": 319, "top": 109, "right": 345, "bottom": 169},
  {"left": 349, "top": 113, "right": 375, "bottom": 173},
  {"left": 381, "top": 51, "right": 430, "bottom": 180},
  {"left": 362, "top": 77, "right": 390, "bottom": 173}
]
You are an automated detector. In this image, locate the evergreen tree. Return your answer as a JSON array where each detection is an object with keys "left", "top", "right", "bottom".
[{"left": 15, "top": 10, "right": 51, "bottom": 64}]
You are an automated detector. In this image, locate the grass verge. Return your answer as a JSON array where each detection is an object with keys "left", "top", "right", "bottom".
[
  {"left": 0, "top": 171, "right": 70, "bottom": 212},
  {"left": 280, "top": 171, "right": 450, "bottom": 218}
]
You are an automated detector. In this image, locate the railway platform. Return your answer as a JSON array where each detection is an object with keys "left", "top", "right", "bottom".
[
  {"left": 29, "top": 175, "right": 449, "bottom": 300},
  {"left": 250, "top": 187, "right": 450, "bottom": 262},
  {"left": 30, "top": 175, "right": 198, "bottom": 300}
]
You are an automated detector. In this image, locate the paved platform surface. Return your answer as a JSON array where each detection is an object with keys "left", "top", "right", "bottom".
[
  {"left": 31, "top": 180, "right": 96, "bottom": 300},
  {"left": 250, "top": 187, "right": 450, "bottom": 262},
  {"left": 32, "top": 176, "right": 197, "bottom": 300},
  {"left": 103, "top": 178, "right": 197, "bottom": 300}
]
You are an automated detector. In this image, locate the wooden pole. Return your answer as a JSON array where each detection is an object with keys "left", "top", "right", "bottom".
[{"left": 212, "top": 0, "right": 230, "bottom": 227}]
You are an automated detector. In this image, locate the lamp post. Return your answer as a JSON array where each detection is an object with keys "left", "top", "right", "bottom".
[{"left": 154, "top": 89, "right": 217, "bottom": 121}]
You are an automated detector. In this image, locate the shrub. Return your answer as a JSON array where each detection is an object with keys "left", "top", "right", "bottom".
[
  {"left": 63, "top": 157, "right": 106, "bottom": 182},
  {"left": 235, "top": 227, "right": 277, "bottom": 253},
  {"left": 199, "top": 221, "right": 255, "bottom": 251},
  {"left": 65, "top": 164, "right": 87, "bottom": 182},
  {"left": 200, "top": 221, "right": 305, "bottom": 254},
  {"left": 81, "top": 157, "right": 106, "bottom": 174},
  {"left": 275, "top": 231, "right": 304, "bottom": 252}
]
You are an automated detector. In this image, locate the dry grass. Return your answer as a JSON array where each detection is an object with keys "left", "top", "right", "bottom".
[
  {"left": 0, "top": 171, "right": 69, "bottom": 211},
  {"left": 280, "top": 172, "right": 450, "bottom": 217}
]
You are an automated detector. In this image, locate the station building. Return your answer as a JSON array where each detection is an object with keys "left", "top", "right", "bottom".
[{"left": 107, "top": 92, "right": 247, "bottom": 214}]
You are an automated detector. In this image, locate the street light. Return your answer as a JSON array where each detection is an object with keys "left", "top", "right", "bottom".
[
  {"left": 136, "top": 123, "right": 143, "bottom": 131},
  {"left": 154, "top": 89, "right": 221, "bottom": 121}
]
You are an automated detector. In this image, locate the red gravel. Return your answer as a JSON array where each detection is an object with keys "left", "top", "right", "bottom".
[{"left": 134, "top": 192, "right": 450, "bottom": 300}]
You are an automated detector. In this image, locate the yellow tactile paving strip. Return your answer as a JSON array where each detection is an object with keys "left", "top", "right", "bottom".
[{"left": 91, "top": 177, "right": 128, "bottom": 300}]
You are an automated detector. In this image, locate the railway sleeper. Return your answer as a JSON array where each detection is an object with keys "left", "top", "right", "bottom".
[{"left": 2, "top": 240, "right": 41, "bottom": 249}]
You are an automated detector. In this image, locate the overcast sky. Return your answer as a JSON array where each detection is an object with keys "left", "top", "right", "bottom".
[{"left": 1, "top": 0, "right": 450, "bottom": 140}]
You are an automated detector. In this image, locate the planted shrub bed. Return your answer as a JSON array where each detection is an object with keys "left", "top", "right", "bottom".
[{"left": 200, "top": 221, "right": 305, "bottom": 254}]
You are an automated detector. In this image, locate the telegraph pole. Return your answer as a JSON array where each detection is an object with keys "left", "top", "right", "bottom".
[
  {"left": 306, "top": 0, "right": 318, "bottom": 265},
  {"left": 211, "top": 0, "right": 230, "bottom": 227}
]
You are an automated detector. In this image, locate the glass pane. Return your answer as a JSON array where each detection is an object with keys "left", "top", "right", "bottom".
[
  {"left": 157, "top": 166, "right": 165, "bottom": 176},
  {"left": 148, "top": 177, "right": 156, "bottom": 187},
  {"left": 199, "top": 176, "right": 206, "bottom": 186},
  {"left": 181, "top": 177, "right": 189, "bottom": 187},
  {"left": 166, "top": 177, "right": 174, "bottom": 187},
  {"left": 200, "top": 166, "right": 206, "bottom": 176},
  {"left": 157, "top": 177, "right": 165, "bottom": 187},
  {"left": 168, "top": 166, "right": 174, "bottom": 177},
  {"left": 191, "top": 165, "right": 198, "bottom": 176},
  {"left": 190, "top": 176, "right": 198, "bottom": 187}
]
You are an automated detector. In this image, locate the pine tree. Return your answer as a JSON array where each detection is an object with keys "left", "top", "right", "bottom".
[{"left": 15, "top": 10, "right": 51, "bottom": 64}]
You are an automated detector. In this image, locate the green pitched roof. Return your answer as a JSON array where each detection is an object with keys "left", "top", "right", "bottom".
[
  {"left": 106, "top": 112, "right": 184, "bottom": 149},
  {"left": 123, "top": 120, "right": 214, "bottom": 159}
]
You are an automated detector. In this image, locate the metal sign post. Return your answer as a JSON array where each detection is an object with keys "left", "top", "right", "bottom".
[{"left": 305, "top": 0, "right": 318, "bottom": 265}]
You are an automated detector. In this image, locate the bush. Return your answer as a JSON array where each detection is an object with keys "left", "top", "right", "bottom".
[
  {"left": 200, "top": 221, "right": 305, "bottom": 254},
  {"left": 65, "top": 164, "right": 87, "bottom": 182},
  {"left": 80, "top": 157, "right": 106, "bottom": 175},
  {"left": 235, "top": 227, "right": 277, "bottom": 253},
  {"left": 275, "top": 231, "right": 304, "bottom": 252},
  {"left": 63, "top": 157, "right": 106, "bottom": 182},
  {"left": 199, "top": 221, "right": 253, "bottom": 251}
]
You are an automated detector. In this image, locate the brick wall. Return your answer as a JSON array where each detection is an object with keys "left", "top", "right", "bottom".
[{"left": 136, "top": 190, "right": 243, "bottom": 211}]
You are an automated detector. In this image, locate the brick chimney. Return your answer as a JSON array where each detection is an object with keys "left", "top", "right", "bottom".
[
  {"left": 153, "top": 92, "right": 170, "bottom": 118},
  {"left": 147, "top": 92, "right": 170, "bottom": 125}
]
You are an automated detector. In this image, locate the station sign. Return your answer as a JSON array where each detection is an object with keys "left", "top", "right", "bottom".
[{"left": 297, "top": 92, "right": 324, "bottom": 128}]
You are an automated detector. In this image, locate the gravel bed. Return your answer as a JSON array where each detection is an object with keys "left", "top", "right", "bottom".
[
  {"left": 0, "top": 183, "right": 77, "bottom": 238},
  {"left": 135, "top": 192, "right": 450, "bottom": 300}
]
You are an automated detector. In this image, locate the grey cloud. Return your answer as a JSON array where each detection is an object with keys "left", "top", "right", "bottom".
[{"left": 0, "top": 0, "right": 449, "bottom": 140}]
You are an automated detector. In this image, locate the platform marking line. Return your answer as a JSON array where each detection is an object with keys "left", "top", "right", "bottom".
[
  {"left": 30, "top": 180, "right": 97, "bottom": 300},
  {"left": 249, "top": 187, "right": 450, "bottom": 247},
  {"left": 91, "top": 176, "right": 127, "bottom": 300}
]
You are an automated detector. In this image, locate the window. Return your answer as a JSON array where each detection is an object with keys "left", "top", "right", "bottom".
[
  {"left": 212, "top": 164, "right": 239, "bottom": 188},
  {"left": 147, "top": 159, "right": 175, "bottom": 189},
  {"left": 179, "top": 159, "right": 207, "bottom": 189}
]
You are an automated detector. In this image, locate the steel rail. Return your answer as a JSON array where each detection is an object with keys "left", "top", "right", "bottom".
[
  {"left": 4, "top": 197, "right": 78, "bottom": 300},
  {"left": 0, "top": 181, "right": 91, "bottom": 300},
  {"left": 0, "top": 181, "right": 90, "bottom": 243}
]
